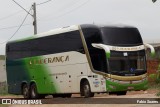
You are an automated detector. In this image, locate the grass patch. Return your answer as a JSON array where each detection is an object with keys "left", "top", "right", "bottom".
[
  {"left": 148, "top": 63, "right": 160, "bottom": 97},
  {"left": 155, "top": 83, "right": 160, "bottom": 96},
  {"left": 148, "top": 81, "right": 160, "bottom": 97},
  {"left": 148, "top": 82, "right": 160, "bottom": 89}
]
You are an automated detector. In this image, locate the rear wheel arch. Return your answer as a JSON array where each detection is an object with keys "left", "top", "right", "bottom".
[
  {"left": 21, "top": 82, "right": 27, "bottom": 93},
  {"left": 30, "top": 80, "right": 38, "bottom": 92},
  {"left": 30, "top": 82, "right": 38, "bottom": 99},
  {"left": 29, "top": 81, "right": 45, "bottom": 99},
  {"left": 21, "top": 82, "right": 30, "bottom": 99},
  {"left": 21, "top": 82, "right": 28, "bottom": 94},
  {"left": 30, "top": 81, "right": 37, "bottom": 86}
]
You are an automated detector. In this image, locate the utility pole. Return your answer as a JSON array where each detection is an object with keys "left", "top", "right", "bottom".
[
  {"left": 12, "top": 0, "right": 38, "bottom": 35},
  {"left": 32, "top": 2, "right": 37, "bottom": 35},
  {"left": 12, "top": 0, "right": 52, "bottom": 35}
]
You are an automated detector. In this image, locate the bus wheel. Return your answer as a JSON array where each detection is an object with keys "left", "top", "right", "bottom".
[
  {"left": 82, "top": 81, "right": 94, "bottom": 98},
  {"left": 30, "top": 83, "right": 40, "bottom": 99},
  {"left": 22, "top": 84, "right": 30, "bottom": 99},
  {"left": 116, "top": 91, "right": 127, "bottom": 95}
]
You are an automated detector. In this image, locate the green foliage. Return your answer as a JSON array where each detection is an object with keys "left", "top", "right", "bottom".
[
  {"left": 148, "top": 63, "right": 160, "bottom": 97},
  {"left": 149, "top": 74, "right": 156, "bottom": 80},
  {"left": 155, "top": 82, "right": 160, "bottom": 97},
  {"left": 156, "top": 64, "right": 160, "bottom": 97},
  {"left": 149, "top": 64, "right": 160, "bottom": 82},
  {"left": 157, "top": 64, "right": 160, "bottom": 82},
  {"left": 156, "top": 91, "right": 160, "bottom": 96}
]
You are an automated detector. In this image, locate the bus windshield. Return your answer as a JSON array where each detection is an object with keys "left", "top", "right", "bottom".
[
  {"left": 101, "top": 27, "right": 143, "bottom": 46},
  {"left": 108, "top": 50, "right": 146, "bottom": 76}
]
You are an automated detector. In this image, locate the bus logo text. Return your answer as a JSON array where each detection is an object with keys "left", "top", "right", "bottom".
[{"left": 29, "top": 55, "right": 69, "bottom": 65}]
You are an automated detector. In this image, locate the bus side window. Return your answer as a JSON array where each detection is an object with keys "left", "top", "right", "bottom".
[{"left": 90, "top": 49, "right": 107, "bottom": 73}]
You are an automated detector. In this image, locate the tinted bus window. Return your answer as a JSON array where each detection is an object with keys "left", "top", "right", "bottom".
[
  {"left": 101, "top": 27, "right": 143, "bottom": 46},
  {"left": 81, "top": 26, "right": 107, "bottom": 73},
  {"left": 7, "top": 30, "right": 83, "bottom": 60},
  {"left": 30, "top": 30, "right": 83, "bottom": 57}
]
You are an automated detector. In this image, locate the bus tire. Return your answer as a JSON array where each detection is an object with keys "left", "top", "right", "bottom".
[
  {"left": 22, "top": 84, "right": 30, "bottom": 99},
  {"left": 30, "top": 83, "right": 41, "bottom": 99},
  {"left": 82, "top": 81, "right": 94, "bottom": 98}
]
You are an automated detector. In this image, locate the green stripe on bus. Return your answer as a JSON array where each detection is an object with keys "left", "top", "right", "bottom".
[
  {"left": 106, "top": 52, "right": 110, "bottom": 58},
  {"left": 106, "top": 79, "right": 148, "bottom": 92},
  {"left": 23, "top": 56, "right": 58, "bottom": 94}
]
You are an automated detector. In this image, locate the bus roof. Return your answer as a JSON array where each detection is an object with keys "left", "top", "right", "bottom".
[
  {"left": 7, "top": 25, "right": 79, "bottom": 44},
  {"left": 36, "top": 25, "right": 79, "bottom": 38},
  {"left": 7, "top": 24, "right": 137, "bottom": 44}
]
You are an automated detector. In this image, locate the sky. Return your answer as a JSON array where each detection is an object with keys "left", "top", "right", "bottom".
[{"left": 0, "top": 0, "right": 160, "bottom": 55}]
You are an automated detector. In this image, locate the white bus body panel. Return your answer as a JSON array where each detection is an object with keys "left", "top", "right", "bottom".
[{"left": 40, "top": 51, "right": 106, "bottom": 93}]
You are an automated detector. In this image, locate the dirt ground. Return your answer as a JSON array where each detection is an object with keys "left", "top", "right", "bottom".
[{"left": 0, "top": 89, "right": 160, "bottom": 107}]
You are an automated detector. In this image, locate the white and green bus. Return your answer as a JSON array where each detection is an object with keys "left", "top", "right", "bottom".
[{"left": 6, "top": 24, "right": 154, "bottom": 98}]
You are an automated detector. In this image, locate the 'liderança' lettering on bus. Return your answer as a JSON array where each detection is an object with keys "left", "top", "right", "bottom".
[{"left": 29, "top": 55, "right": 69, "bottom": 65}]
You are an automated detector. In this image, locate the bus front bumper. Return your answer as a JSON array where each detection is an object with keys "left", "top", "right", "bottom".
[{"left": 106, "top": 79, "right": 148, "bottom": 92}]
